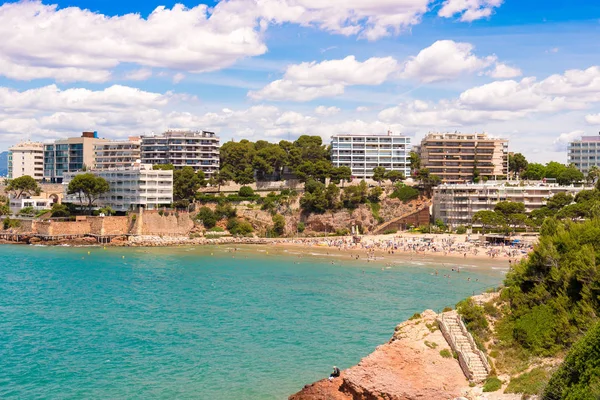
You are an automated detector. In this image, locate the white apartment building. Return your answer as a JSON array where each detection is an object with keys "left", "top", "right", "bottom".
[
  {"left": 62, "top": 164, "right": 173, "bottom": 212},
  {"left": 8, "top": 141, "right": 44, "bottom": 180},
  {"left": 568, "top": 135, "right": 600, "bottom": 175},
  {"left": 44, "top": 132, "right": 108, "bottom": 183},
  {"left": 433, "top": 183, "right": 587, "bottom": 227},
  {"left": 330, "top": 132, "right": 411, "bottom": 179},
  {"left": 140, "top": 130, "right": 220, "bottom": 178},
  {"left": 94, "top": 137, "right": 141, "bottom": 170}
]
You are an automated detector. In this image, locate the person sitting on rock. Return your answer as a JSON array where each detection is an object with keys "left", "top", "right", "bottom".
[{"left": 328, "top": 366, "right": 340, "bottom": 381}]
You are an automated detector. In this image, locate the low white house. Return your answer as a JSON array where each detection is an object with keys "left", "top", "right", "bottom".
[
  {"left": 62, "top": 163, "right": 173, "bottom": 212},
  {"left": 9, "top": 195, "right": 57, "bottom": 215}
]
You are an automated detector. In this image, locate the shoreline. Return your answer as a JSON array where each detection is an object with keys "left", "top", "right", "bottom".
[{"left": 0, "top": 232, "right": 532, "bottom": 268}]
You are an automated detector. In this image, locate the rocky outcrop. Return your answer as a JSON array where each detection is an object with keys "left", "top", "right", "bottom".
[{"left": 290, "top": 310, "right": 469, "bottom": 400}]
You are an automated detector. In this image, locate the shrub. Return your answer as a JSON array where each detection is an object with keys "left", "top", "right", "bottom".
[
  {"left": 196, "top": 206, "right": 217, "bottom": 229},
  {"left": 215, "top": 202, "right": 237, "bottom": 219},
  {"left": 272, "top": 213, "right": 285, "bottom": 237},
  {"left": 334, "top": 228, "right": 350, "bottom": 236},
  {"left": 409, "top": 313, "right": 421, "bottom": 320},
  {"left": 544, "top": 321, "right": 600, "bottom": 398},
  {"left": 505, "top": 367, "right": 550, "bottom": 395},
  {"left": 383, "top": 229, "right": 397, "bottom": 235},
  {"left": 18, "top": 206, "right": 35, "bottom": 217},
  {"left": 238, "top": 186, "right": 255, "bottom": 197},
  {"left": 3, "top": 217, "right": 20, "bottom": 230},
  {"left": 424, "top": 340, "right": 438, "bottom": 349},
  {"left": 208, "top": 226, "right": 224, "bottom": 232},
  {"left": 297, "top": 221, "right": 305, "bottom": 233},
  {"left": 390, "top": 184, "right": 419, "bottom": 203},
  {"left": 483, "top": 377, "right": 502, "bottom": 392},
  {"left": 227, "top": 218, "right": 253, "bottom": 235},
  {"left": 189, "top": 232, "right": 201, "bottom": 239},
  {"left": 456, "top": 298, "right": 490, "bottom": 342},
  {"left": 442, "top": 307, "right": 453, "bottom": 312},
  {"left": 455, "top": 225, "right": 467, "bottom": 234},
  {"left": 439, "top": 349, "right": 452, "bottom": 358}
]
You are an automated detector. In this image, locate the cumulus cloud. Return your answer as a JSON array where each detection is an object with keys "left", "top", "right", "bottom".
[
  {"left": 400, "top": 40, "right": 497, "bottom": 83},
  {"left": 486, "top": 63, "right": 522, "bottom": 79},
  {"left": 438, "top": 0, "right": 504, "bottom": 22},
  {"left": 380, "top": 66, "right": 600, "bottom": 127},
  {"left": 315, "top": 106, "right": 341, "bottom": 116},
  {"left": 0, "top": 1, "right": 267, "bottom": 82},
  {"left": 553, "top": 130, "right": 584, "bottom": 151},
  {"left": 173, "top": 73, "right": 186, "bottom": 84},
  {"left": 249, "top": 56, "right": 399, "bottom": 101},
  {"left": 586, "top": 114, "right": 600, "bottom": 124}
]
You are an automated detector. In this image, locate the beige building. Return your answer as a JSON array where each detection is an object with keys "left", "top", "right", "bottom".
[
  {"left": 433, "top": 183, "right": 587, "bottom": 228},
  {"left": 420, "top": 133, "right": 508, "bottom": 184},
  {"left": 8, "top": 141, "right": 45, "bottom": 180},
  {"left": 44, "top": 132, "right": 108, "bottom": 183},
  {"left": 94, "top": 137, "right": 141, "bottom": 170}
]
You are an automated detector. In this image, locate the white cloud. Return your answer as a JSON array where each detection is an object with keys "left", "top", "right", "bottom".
[
  {"left": 124, "top": 69, "right": 153, "bottom": 81},
  {"left": 379, "top": 66, "right": 600, "bottom": 128},
  {"left": 487, "top": 63, "right": 522, "bottom": 79},
  {"left": 0, "top": 1, "right": 267, "bottom": 82},
  {"left": 438, "top": 0, "right": 504, "bottom": 22},
  {"left": 315, "top": 106, "right": 341, "bottom": 116},
  {"left": 249, "top": 56, "right": 399, "bottom": 101},
  {"left": 173, "top": 73, "right": 186, "bottom": 84},
  {"left": 356, "top": 106, "right": 369, "bottom": 112},
  {"left": 400, "top": 40, "right": 496, "bottom": 83},
  {"left": 553, "top": 130, "right": 584, "bottom": 151},
  {"left": 586, "top": 114, "right": 600, "bottom": 124}
]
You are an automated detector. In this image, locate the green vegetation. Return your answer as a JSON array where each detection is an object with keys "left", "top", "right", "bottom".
[
  {"left": 272, "top": 213, "right": 285, "bottom": 236},
  {"left": 509, "top": 152, "right": 528, "bottom": 178},
  {"left": 238, "top": 186, "right": 255, "bottom": 197},
  {"left": 505, "top": 368, "right": 550, "bottom": 395},
  {"left": 383, "top": 229, "right": 397, "bottom": 235},
  {"left": 521, "top": 161, "right": 584, "bottom": 184},
  {"left": 482, "top": 377, "right": 502, "bottom": 392},
  {"left": 424, "top": 340, "right": 438, "bottom": 349},
  {"left": 544, "top": 321, "right": 600, "bottom": 399},
  {"left": 455, "top": 225, "right": 467, "bottom": 234},
  {"left": 5, "top": 175, "right": 41, "bottom": 199},
  {"left": 300, "top": 180, "right": 340, "bottom": 213},
  {"left": 456, "top": 298, "right": 490, "bottom": 344},
  {"left": 67, "top": 173, "right": 110, "bottom": 214},
  {"left": 390, "top": 183, "right": 419, "bottom": 203},
  {"left": 409, "top": 313, "right": 421, "bottom": 320},
  {"left": 17, "top": 206, "right": 35, "bottom": 217},
  {"left": 227, "top": 218, "right": 254, "bottom": 235},
  {"left": 196, "top": 206, "right": 217, "bottom": 228},
  {"left": 297, "top": 221, "right": 305, "bottom": 233},
  {"left": 3, "top": 217, "right": 20, "bottom": 229},
  {"left": 439, "top": 349, "right": 452, "bottom": 358}
]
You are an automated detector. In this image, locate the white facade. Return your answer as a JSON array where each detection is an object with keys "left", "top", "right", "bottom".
[
  {"left": 140, "top": 130, "right": 220, "bottom": 179},
  {"left": 62, "top": 164, "right": 173, "bottom": 212},
  {"left": 8, "top": 141, "right": 44, "bottom": 180},
  {"left": 568, "top": 135, "right": 600, "bottom": 175},
  {"left": 433, "top": 183, "right": 588, "bottom": 227},
  {"left": 330, "top": 133, "right": 411, "bottom": 179},
  {"left": 94, "top": 137, "right": 141, "bottom": 170}
]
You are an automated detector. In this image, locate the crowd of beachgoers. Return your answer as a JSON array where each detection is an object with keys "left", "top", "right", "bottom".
[{"left": 271, "top": 233, "right": 532, "bottom": 263}]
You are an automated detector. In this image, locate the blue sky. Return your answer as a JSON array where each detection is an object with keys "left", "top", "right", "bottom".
[{"left": 0, "top": 0, "right": 599, "bottom": 162}]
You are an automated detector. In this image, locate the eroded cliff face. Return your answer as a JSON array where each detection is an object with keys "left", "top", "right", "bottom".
[{"left": 289, "top": 310, "right": 468, "bottom": 400}]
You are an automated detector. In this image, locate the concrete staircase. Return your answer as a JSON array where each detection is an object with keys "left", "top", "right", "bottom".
[{"left": 437, "top": 311, "right": 490, "bottom": 383}]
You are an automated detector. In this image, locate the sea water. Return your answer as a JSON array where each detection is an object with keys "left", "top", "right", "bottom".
[{"left": 0, "top": 245, "right": 505, "bottom": 399}]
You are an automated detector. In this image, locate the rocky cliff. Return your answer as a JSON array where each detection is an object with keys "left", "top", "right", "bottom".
[{"left": 290, "top": 310, "right": 469, "bottom": 400}]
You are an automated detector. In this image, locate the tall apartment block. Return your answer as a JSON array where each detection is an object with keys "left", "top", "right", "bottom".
[
  {"left": 8, "top": 141, "right": 44, "bottom": 180},
  {"left": 419, "top": 132, "right": 508, "bottom": 184},
  {"left": 94, "top": 137, "right": 141, "bottom": 170},
  {"left": 63, "top": 164, "right": 173, "bottom": 212},
  {"left": 330, "top": 132, "right": 411, "bottom": 179},
  {"left": 140, "top": 130, "right": 220, "bottom": 178},
  {"left": 568, "top": 134, "right": 600, "bottom": 175},
  {"left": 44, "top": 132, "right": 107, "bottom": 183},
  {"left": 433, "top": 183, "right": 586, "bottom": 228}
]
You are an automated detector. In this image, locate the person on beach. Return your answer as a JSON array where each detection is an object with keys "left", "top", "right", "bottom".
[{"left": 329, "top": 366, "right": 340, "bottom": 381}]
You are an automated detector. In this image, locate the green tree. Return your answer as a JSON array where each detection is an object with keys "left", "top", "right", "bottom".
[
  {"left": 390, "top": 183, "right": 419, "bottom": 203},
  {"left": 5, "top": 175, "right": 41, "bottom": 199},
  {"left": 212, "top": 167, "right": 233, "bottom": 192},
  {"left": 546, "top": 192, "right": 573, "bottom": 211},
  {"left": 409, "top": 151, "right": 421, "bottom": 173},
  {"left": 342, "top": 181, "right": 368, "bottom": 209},
  {"left": 330, "top": 166, "right": 352, "bottom": 186},
  {"left": 586, "top": 165, "right": 600, "bottom": 184},
  {"left": 415, "top": 168, "right": 441, "bottom": 196},
  {"left": 372, "top": 166, "right": 387, "bottom": 185},
  {"left": 238, "top": 186, "right": 255, "bottom": 197},
  {"left": 385, "top": 170, "right": 405, "bottom": 183},
  {"left": 173, "top": 167, "right": 204, "bottom": 207},
  {"left": 521, "top": 163, "right": 546, "bottom": 180},
  {"left": 196, "top": 206, "right": 217, "bottom": 228},
  {"left": 67, "top": 173, "right": 110, "bottom": 214},
  {"left": 368, "top": 186, "right": 383, "bottom": 203},
  {"left": 472, "top": 210, "right": 502, "bottom": 233},
  {"left": 509, "top": 153, "right": 528, "bottom": 178},
  {"left": 545, "top": 161, "right": 567, "bottom": 179},
  {"left": 272, "top": 213, "right": 286, "bottom": 236},
  {"left": 18, "top": 206, "right": 35, "bottom": 217},
  {"left": 50, "top": 203, "right": 70, "bottom": 218},
  {"left": 556, "top": 166, "right": 584, "bottom": 185}
]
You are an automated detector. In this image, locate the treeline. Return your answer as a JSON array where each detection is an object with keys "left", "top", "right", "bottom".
[
  {"left": 510, "top": 153, "right": 592, "bottom": 184},
  {"left": 472, "top": 183, "right": 600, "bottom": 233}
]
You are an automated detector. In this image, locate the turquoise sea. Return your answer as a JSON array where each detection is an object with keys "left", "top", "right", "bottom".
[{"left": 0, "top": 245, "right": 506, "bottom": 399}]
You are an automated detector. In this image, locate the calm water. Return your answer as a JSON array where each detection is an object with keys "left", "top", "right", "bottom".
[{"left": 0, "top": 245, "right": 505, "bottom": 399}]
